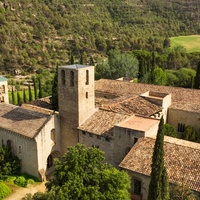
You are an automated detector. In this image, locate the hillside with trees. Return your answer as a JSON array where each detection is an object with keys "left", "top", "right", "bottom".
[{"left": 0, "top": 0, "right": 199, "bottom": 75}]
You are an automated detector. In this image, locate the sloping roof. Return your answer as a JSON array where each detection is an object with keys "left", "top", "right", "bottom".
[
  {"left": 116, "top": 115, "right": 159, "bottom": 132},
  {"left": 0, "top": 76, "right": 7, "bottom": 82},
  {"left": 100, "top": 96, "right": 161, "bottom": 116},
  {"left": 0, "top": 103, "right": 51, "bottom": 138},
  {"left": 119, "top": 136, "right": 200, "bottom": 192},
  {"left": 95, "top": 79, "right": 200, "bottom": 110},
  {"left": 78, "top": 109, "right": 130, "bottom": 137}
]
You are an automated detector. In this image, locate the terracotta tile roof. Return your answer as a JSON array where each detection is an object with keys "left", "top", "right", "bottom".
[
  {"left": 0, "top": 103, "right": 51, "bottom": 138},
  {"left": 119, "top": 136, "right": 200, "bottom": 192},
  {"left": 21, "top": 104, "right": 55, "bottom": 115},
  {"left": 170, "top": 102, "right": 200, "bottom": 113},
  {"left": 29, "top": 96, "right": 52, "bottom": 110},
  {"left": 99, "top": 96, "right": 161, "bottom": 116},
  {"left": 78, "top": 109, "right": 130, "bottom": 137},
  {"left": 95, "top": 79, "right": 200, "bottom": 110},
  {"left": 116, "top": 116, "right": 159, "bottom": 132}
]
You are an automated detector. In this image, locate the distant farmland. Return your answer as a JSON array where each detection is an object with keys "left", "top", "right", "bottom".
[{"left": 170, "top": 35, "right": 200, "bottom": 53}]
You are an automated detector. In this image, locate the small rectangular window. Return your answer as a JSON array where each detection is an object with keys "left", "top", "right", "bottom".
[
  {"left": 82, "top": 131, "right": 86, "bottom": 135},
  {"left": 97, "top": 135, "right": 101, "bottom": 140},
  {"left": 89, "top": 133, "right": 93, "bottom": 138},
  {"left": 134, "top": 179, "right": 141, "bottom": 195},
  {"left": 178, "top": 123, "right": 185, "bottom": 132},
  {"left": 19, "top": 146, "right": 22, "bottom": 154}
]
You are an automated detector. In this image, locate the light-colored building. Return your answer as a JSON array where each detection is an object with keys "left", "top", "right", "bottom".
[
  {"left": 0, "top": 65, "right": 200, "bottom": 198},
  {"left": 119, "top": 136, "right": 200, "bottom": 200},
  {"left": 0, "top": 76, "right": 9, "bottom": 104}
]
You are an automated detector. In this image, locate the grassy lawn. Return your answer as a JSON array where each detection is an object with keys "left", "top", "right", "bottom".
[{"left": 170, "top": 35, "right": 200, "bottom": 53}]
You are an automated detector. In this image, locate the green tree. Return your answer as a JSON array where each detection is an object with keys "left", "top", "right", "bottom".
[
  {"left": 194, "top": 61, "right": 200, "bottom": 89},
  {"left": 32, "top": 77, "right": 37, "bottom": 100},
  {"left": 163, "top": 124, "right": 177, "bottom": 138},
  {"left": 23, "top": 89, "right": 27, "bottom": 103},
  {"left": 183, "top": 125, "right": 196, "bottom": 142},
  {"left": 107, "top": 49, "right": 139, "bottom": 79},
  {"left": 0, "top": 146, "right": 20, "bottom": 178},
  {"left": 52, "top": 66, "right": 58, "bottom": 111},
  {"left": 43, "top": 144, "right": 131, "bottom": 200},
  {"left": 11, "top": 87, "right": 15, "bottom": 105},
  {"left": 38, "top": 77, "right": 43, "bottom": 98},
  {"left": 148, "top": 117, "right": 170, "bottom": 200},
  {"left": 28, "top": 85, "right": 33, "bottom": 102},
  {"left": 151, "top": 67, "right": 167, "bottom": 85},
  {"left": 17, "top": 90, "right": 21, "bottom": 105}
]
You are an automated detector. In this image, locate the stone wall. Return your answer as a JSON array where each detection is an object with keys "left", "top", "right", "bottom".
[
  {"left": 78, "top": 130, "right": 114, "bottom": 165},
  {"left": 113, "top": 126, "right": 144, "bottom": 167},
  {"left": 0, "top": 128, "right": 38, "bottom": 178},
  {"left": 35, "top": 114, "right": 61, "bottom": 180},
  {"left": 0, "top": 80, "right": 9, "bottom": 104},
  {"left": 58, "top": 65, "right": 96, "bottom": 153},
  {"left": 168, "top": 108, "right": 200, "bottom": 132}
]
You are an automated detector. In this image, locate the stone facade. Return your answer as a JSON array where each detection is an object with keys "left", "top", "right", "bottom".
[
  {"left": 168, "top": 107, "right": 200, "bottom": 133},
  {"left": 0, "top": 76, "right": 9, "bottom": 104},
  {"left": 58, "top": 65, "right": 96, "bottom": 154}
]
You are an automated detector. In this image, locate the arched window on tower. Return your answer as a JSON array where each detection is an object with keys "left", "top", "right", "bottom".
[
  {"left": 61, "top": 70, "right": 65, "bottom": 85},
  {"left": 86, "top": 70, "right": 89, "bottom": 85},
  {"left": 70, "top": 71, "right": 74, "bottom": 87}
]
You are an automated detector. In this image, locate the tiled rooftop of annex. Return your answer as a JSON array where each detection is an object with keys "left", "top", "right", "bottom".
[
  {"left": 95, "top": 79, "right": 200, "bottom": 111},
  {"left": 119, "top": 136, "right": 200, "bottom": 192},
  {"left": 116, "top": 115, "right": 159, "bottom": 132},
  {"left": 0, "top": 103, "right": 52, "bottom": 138}
]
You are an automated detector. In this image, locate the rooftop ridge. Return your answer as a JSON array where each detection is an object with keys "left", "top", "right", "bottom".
[{"left": 148, "top": 136, "right": 200, "bottom": 150}]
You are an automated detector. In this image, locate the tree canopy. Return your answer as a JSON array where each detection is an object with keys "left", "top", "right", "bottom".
[{"left": 32, "top": 144, "right": 131, "bottom": 200}]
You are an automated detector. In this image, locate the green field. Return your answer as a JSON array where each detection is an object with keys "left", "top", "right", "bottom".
[{"left": 170, "top": 35, "right": 200, "bottom": 53}]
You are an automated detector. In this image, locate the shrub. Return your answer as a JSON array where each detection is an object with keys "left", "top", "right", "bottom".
[
  {"left": 0, "top": 183, "right": 11, "bottom": 199},
  {"left": 27, "top": 179, "right": 35, "bottom": 184},
  {"left": 14, "top": 176, "right": 27, "bottom": 187},
  {"left": 3, "top": 176, "right": 16, "bottom": 183}
]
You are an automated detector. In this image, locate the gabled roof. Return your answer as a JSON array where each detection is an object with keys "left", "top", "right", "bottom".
[
  {"left": 100, "top": 96, "right": 161, "bottom": 116},
  {"left": 119, "top": 136, "right": 200, "bottom": 192},
  {"left": 0, "top": 104, "right": 51, "bottom": 138},
  {"left": 0, "top": 76, "right": 7, "bottom": 82},
  {"left": 95, "top": 79, "right": 200, "bottom": 111},
  {"left": 78, "top": 109, "right": 130, "bottom": 137}
]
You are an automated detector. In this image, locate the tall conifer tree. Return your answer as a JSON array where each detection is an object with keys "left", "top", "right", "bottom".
[
  {"left": 28, "top": 85, "right": 33, "bottom": 102},
  {"left": 23, "top": 89, "right": 27, "bottom": 103},
  {"left": 33, "top": 77, "right": 37, "bottom": 100},
  {"left": 11, "top": 87, "right": 15, "bottom": 105},
  {"left": 38, "top": 77, "right": 42, "bottom": 98},
  {"left": 194, "top": 61, "right": 200, "bottom": 89},
  {"left": 148, "top": 117, "right": 169, "bottom": 200},
  {"left": 52, "top": 66, "right": 58, "bottom": 111}
]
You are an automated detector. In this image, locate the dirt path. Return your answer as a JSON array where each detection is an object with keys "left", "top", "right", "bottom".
[{"left": 6, "top": 182, "right": 46, "bottom": 200}]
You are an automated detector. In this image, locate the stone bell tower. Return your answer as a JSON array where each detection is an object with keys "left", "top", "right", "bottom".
[{"left": 58, "top": 64, "right": 95, "bottom": 153}]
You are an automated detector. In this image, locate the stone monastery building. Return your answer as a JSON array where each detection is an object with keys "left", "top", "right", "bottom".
[{"left": 0, "top": 65, "right": 200, "bottom": 199}]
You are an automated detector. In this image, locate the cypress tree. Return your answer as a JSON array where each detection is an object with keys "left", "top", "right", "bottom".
[
  {"left": 33, "top": 77, "right": 37, "bottom": 100},
  {"left": 161, "top": 167, "right": 170, "bottom": 200},
  {"left": 11, "top": 87, "right": 15, "bottom": 105},
  {"left": 80, "top": 54, "right": 83, "bottom": 64},
  {"left": 23, "top": 89, "right": 27, "bottom": 103},
  {"left": 38, "top": 77, "right": 42, "bottom": 98},
  {"left": 70, "top": 53, "right": 74, "bottom": 64},
  {"left": 194, "top": 61, "right": 200, "bottom": 89},
  {"left": 89, "top": 56, "right": 95, "bottom": 66},
  {"left": 28, "top": 85, "right": 33, "bottom": 102},
  {"left": 148, "top": 117, "right": 169, "bottom": 200},
  {"left": 17, "top": 90, "right": 21, "bottom": 105},
  {"left": 52, "top": 66, "right": 58, "bottom": 111}
]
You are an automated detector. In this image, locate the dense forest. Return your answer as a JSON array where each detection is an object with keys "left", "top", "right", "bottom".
[{"left": 0, "top": 0, "right": 199, "bottom": 75}]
